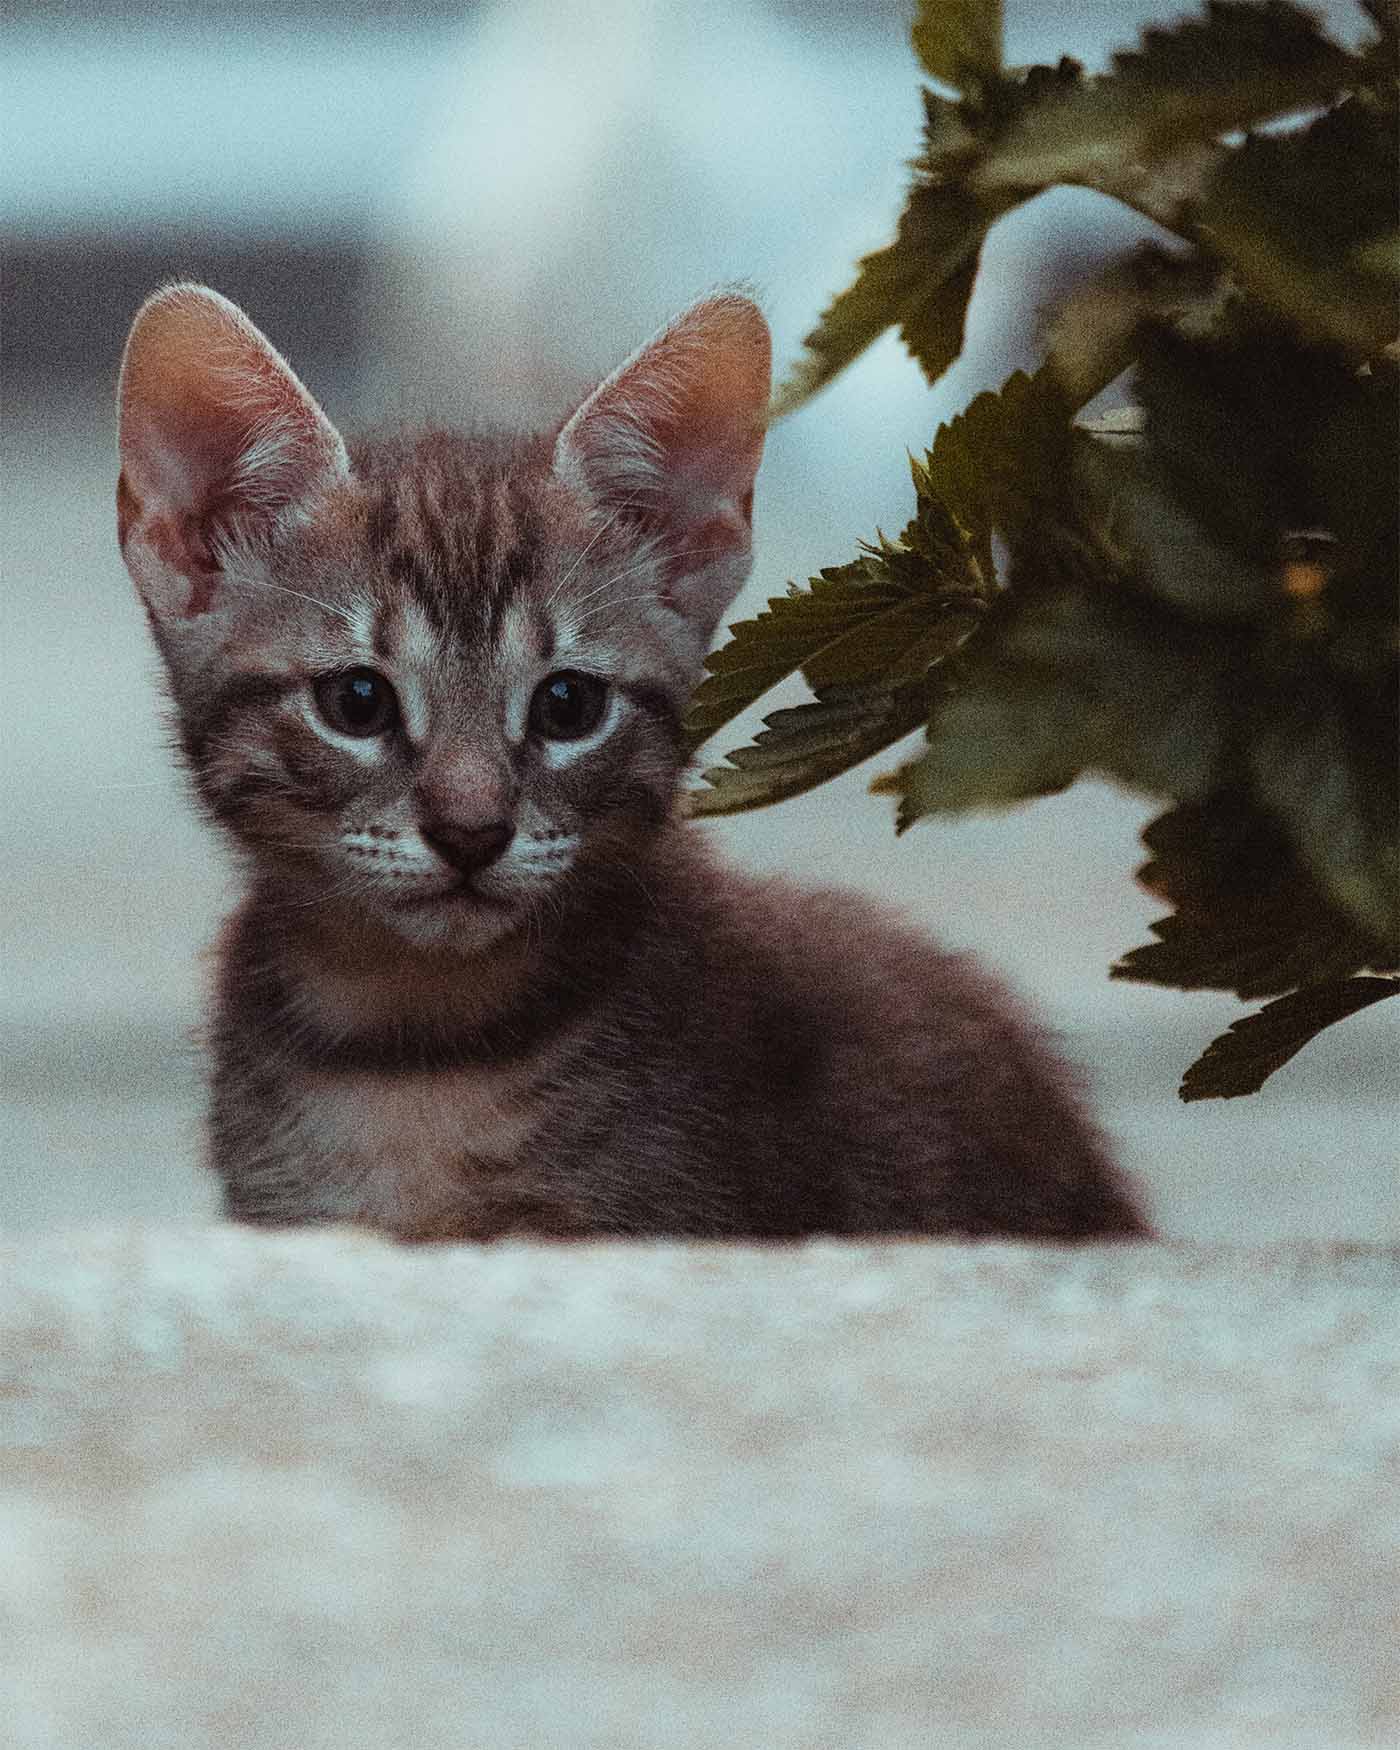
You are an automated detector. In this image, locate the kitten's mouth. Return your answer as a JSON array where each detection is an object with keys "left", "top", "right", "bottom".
[
  {"left": 390, "top": 876, "right": 515, "bottom": 913},
  {"left": 376, "top": 875, "right": 529, "bottom": 955}
]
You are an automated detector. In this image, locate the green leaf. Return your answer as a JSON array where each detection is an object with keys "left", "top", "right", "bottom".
[
  {"left": 1112, "top": 795, "right": 1388, "bottom": 998},
  {"left": 872, "top": 660, "right": 1094, "bottom": 830},
  {"left": 1042, "top": 245, "right": 1229, "bottom": 407},
  {"left": 686, "top": 568, "right": 909, "bottom": 748},
  {"left": 1307, "top": 354, "right": 1399, "bottom": 626},
  {"left": 1199, "top": 96, "right": 1400, "bottom": 353},
  {"left": 772, "top": 60, "right": 1097, "bottom": 414},
  {"left": 690, "top": 369, "right": 1076, "bottom": 798},
  {"left": 974, "top": 1, "right": 1357, "bottom": 202},
  {"left": 912, "top": 0, "right": 1002, "bottom": 94},
  {"left": 876, "top": 584, "right": 1238, "bottom": 829},
  {"left": 1074, "top": 432, "right": 1278, "bottom": 626},
  {"left": 686, "top": 472, "right": 992, "bottom": 752},
  {"left": 912, "top": 367, "right": 1074, "bottom": 557},
  {"left": 803, "top": 592, "right": 983, "bottom": 690},
  {"left": 1180, "top": 976, "right": 1400, "bottom": 1099},
  {"left": 771, "top": 92, "right": 990, "bottom": 416},
  {"left": 687, "top": 684, "right": 931, "bottom": 817},
  {"left": 1248, "top": 669, "right": 1400, "bottom": 946},
  {"left": 1131, "top": 321, "right": 1383, "bottom": 569},
  {"left": 897, "top": 250, "right": 984, "bottom": 394},
  {"left": 683, "top": 560, "right": 982, "bottom": 752}
]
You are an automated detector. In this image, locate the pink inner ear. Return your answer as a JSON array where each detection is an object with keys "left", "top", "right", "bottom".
[
  {"left": 558, "top": 295, "right": 771, "bottom": 565},
  {"left": 117, "top": 285, "right": 346, "bottom": 615}
]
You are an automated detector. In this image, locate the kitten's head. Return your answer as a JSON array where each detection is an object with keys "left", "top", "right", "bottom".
[{"left": 116, "top": 284, "right": 769, "bottom": 951}]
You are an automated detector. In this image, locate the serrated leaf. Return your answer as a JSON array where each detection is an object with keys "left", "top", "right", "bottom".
[
  {"left": 1131, "top": 322, "right": 1383, "bottom": 569},
  {"left": 1200, "top": 97, "right": 1400, "bottom": 353},
  {"left": 1179, "top": 976, "right": 1400, "bottom": 1099},
  {"left": 1248, "top": 669, "right": 1400, "bottom": 945},
  {"left": 898, "top": 251, "right": 983, "bottom": 392},
  {"left": 1112, "top": 795, "right": 1388, "bottom": 997},
  {"left": 872, "top": 662, "right": 1093, "bottom": 830},
  {"left": 686, "top": 481, "right": 991, "bottom": 752},
  {"left": 875, "top": 584, "right": 1237, "bottom": 829},
  {"left": 771, "top": 92, "right": 992, "bottom": 416},
  {"left": 803, "top": 593, "right": 984, "bottom": 689},
  {"left": 1043, "top": 245, "right": 1229, "bottom": 406},
  {"left": 685, "top": 565, "right": 980, "bottom": 750},
  {"left": 686, "top": 568, "right": 906, "bottom": 746},
  {"left": 912, "top": 0, "right": 1003, "bottom": 94},
  {"left": 974, "top": 1, "right": 1357, "bottom": 200},
  {"left": 1074, "top": 432, "right": 1279, "bottom": 625},
  {"left": 687, "top": 684, "right": 930, "bottom": 817},
  {"left": 914, "top": 367, "right": 1074, "bottom": 554},
  {"left": 1014, "top": 588, "right": 1233, "bottom": 796},
  {"left": 770, "top": 195, "right": 984, "bottom": 416}
]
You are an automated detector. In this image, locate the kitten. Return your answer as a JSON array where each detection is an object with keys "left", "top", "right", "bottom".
[{"left": 115, "top": 283, "right": 1148, "bottom": 1242}]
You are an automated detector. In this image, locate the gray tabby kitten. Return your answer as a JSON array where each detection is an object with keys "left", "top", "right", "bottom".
[{"left": 116, "top": 284, "right": 1147, "bottom": 1242}]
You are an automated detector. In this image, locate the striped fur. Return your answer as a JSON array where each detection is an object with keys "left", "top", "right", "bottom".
[{"left": 118, "top": 286, "right": 1149, "bottom": 1242}]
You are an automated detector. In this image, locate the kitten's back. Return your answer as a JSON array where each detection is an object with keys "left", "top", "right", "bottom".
[{"left": 505, "top": 829, "right": 1147, "bottom": 1241}]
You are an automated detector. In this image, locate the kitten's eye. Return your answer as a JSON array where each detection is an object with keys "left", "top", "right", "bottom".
[
  {"left": 313, "top": 667, "right": 400, "bottom": 738},
  {"left": 529, "top": 670, "right": 608, "bottom": 741}
]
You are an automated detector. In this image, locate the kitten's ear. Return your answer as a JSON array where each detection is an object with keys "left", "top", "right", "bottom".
[
  {"left": 553, "top": 295, "right": 770, "bottom": 646},
  {"left": 116, "top": 284, "right": 348, "bottom": 624}
]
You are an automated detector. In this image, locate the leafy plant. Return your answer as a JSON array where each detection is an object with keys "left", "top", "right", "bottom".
[{"left": 686, "top": 0, "right": 1398, "bottom": 1097}]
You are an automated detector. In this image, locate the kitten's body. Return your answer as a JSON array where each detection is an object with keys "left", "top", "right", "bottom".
[
  {"left": 117, "top": 287, "right": 1147, "bottom": 1243},
  {"left": 215, "top": 817, "right": 1138, "bottom": 1240}
]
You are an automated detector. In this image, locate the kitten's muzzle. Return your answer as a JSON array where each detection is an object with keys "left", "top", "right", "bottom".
[{"left": 420, "top": 818, "right": 514, "bottom": 876}]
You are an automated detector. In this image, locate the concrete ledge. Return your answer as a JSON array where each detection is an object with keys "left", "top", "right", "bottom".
[{"left": 2, "top": 1228, "right": 1396, "bottom": 1746}]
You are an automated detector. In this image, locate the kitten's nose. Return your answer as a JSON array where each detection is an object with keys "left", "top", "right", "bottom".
[{"left": 420, "top": 818, "right": 514, "bottom": 875}]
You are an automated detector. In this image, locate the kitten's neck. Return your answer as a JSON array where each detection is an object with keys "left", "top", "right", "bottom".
[
  {"left": 277, "top": 891, "right": 537, "bottom": 1043},
  {"left": 227, "top": 828, "right": 686, "bottom": 1069}
]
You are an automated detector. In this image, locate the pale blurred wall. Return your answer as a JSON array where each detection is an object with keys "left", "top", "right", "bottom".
[{"left": 2, "top": 0, "right": 1394, "bottom": 1237}]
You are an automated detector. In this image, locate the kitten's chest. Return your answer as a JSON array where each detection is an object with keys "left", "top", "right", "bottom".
[{"left": 283, "top": 1063, "right": 548, "bottom": 1239}]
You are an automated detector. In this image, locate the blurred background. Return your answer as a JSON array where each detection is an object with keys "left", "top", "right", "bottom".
[{"left": 3, "top": 0, "right": 1394, "bottom": 1237}]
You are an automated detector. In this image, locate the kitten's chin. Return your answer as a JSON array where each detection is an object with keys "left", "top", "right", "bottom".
[{"left": 376, "top": 888, "right": 526, "bottom": 957}]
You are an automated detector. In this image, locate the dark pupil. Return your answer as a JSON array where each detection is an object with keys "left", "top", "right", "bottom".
[
  {"left": 315, "top": 667, "right": 398, "bottom": 737},
  {"left": 344, "top": 675, "right": 379, "bottom": 724},
  {"left": 546, "top": 677, "right": 579, "bottom": 724},
  {"left": 533, "top": 671, "right": 604, "bottom": 739}
]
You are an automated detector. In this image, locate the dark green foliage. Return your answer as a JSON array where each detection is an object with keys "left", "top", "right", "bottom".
[
  {"left": 692, "top": 0, "right": 1398, "bottom": 1095},
  {"left": 684, "top": 488, "right": 991, "bottom": 756},
  {"left": 1113, "top": 796, "right": 1391, "bottom": 1000},
  {"left": 1179, "top": 978, "right": 1400, "bottom": 1099},
  {"left": 911, "top": 0, "right": 1002, "bottom": 96},
  {"left": 1199, "top": 95, "right": 1400, "bottom": 350},
  {"left": 689, "top": 684, "right": 933, "bottom": 816},
  {"left": 769, "top": 91, "right": 993, "bottom": 414},
  {"left": 972, "top": 1, "right": 1355, "bottom": 200},
  {"left": 770, "top": 61, "right": 1088, "bottom": 416}
]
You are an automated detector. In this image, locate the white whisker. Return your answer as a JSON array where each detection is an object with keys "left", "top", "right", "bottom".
[
  {"left": 565, "top": 545, "right": 736, "bottom": 628},
  {"left": 571, "top": 592, "right": 671, "bottom": 628},
  {"left": 544, "top": 497, "right": 643, "bottom": 608},
  {"left": 562, "top": 549, "right": 660, "bottom": 613},
  {"left": 224, "top": 573, "right": 361, "bottom": 632}
]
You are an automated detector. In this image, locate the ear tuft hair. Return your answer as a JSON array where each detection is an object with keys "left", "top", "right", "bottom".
[
  {"left": 116, "top": 283, "right": 348, "bottom": 625},
  {"left": 553, "top": 295, "right": 770, "bottom": 645}
]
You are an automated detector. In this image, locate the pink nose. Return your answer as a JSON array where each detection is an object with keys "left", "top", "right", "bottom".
[{"left": 420, "top": 818, "right": 514, "bottom": 874}]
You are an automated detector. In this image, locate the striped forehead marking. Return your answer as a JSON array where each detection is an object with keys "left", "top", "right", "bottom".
[{"left": 386, "top": 597, "right": 442, "bottom": 743}]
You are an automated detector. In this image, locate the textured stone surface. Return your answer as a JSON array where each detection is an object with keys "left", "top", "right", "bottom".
[{"left": 2, "top": 1228, "right": 1396, "bottom": 1747}]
